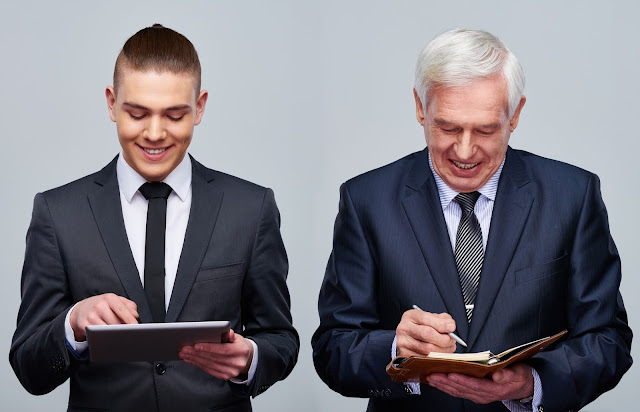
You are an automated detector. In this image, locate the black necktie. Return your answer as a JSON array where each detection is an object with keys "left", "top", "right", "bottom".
[
  {"left": 454, "top": 191, "right": 483, "bottom": 322},
  {"left": 139, "top": 182, "right": 173, "bottom": 323}
]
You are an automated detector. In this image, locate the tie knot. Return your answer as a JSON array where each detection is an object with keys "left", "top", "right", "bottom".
[
  {"left": 139, "top": 182, "right": 172, "bottom": 200},
  {"left": 454, "top": 191, "right": 481, "bottom": 214}
]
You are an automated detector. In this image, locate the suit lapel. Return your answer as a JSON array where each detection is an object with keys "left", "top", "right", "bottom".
[
  {"left": 467, "top": 148, "right": 533, "bottom": 348},
  {"left": 401, "top": 149, "right": 469, "bottom": 339},
  {"left": 165, "top": 157, "right": 223, "bottom": 322},
  {"left": 88, "top": 157, "right": 154, "bottom": 323}
]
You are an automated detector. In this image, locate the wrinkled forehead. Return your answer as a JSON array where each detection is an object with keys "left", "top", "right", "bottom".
[{"left": 427, "top": 76, "right": 510, "bottom": 114}]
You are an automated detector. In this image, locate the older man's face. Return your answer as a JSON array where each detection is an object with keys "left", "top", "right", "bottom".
[{"left": 415, "top": 75, "right": 525, "bottom": 193}]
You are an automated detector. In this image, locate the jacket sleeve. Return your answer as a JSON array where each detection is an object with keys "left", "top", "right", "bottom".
[
  {"left": 312, "top": 183, "right": 408, "bottom": 399},
  {"left": 529, "top": 174, "right": 633, "bottom": 412},
  {"left": 233, "top": 188, "right": 299, "bottom": 397},
  {"left": 9, "top": 193, "right": 77, "bottom": 394}
]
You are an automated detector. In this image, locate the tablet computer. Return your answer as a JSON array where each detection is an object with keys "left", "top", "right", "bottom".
[{"left": 86, "top": 320, "right": 230, "bottom": 362}]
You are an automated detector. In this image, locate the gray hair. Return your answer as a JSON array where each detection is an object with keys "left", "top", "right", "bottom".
[{"left": 414, "top": 29, "right": 525, "bottom": 118}]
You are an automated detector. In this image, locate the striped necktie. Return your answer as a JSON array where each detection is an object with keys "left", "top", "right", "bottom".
[{"left": 454, "top": 191, "right": 483, "bottom": 322}]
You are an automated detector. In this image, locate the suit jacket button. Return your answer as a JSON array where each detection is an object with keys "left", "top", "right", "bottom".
[
  {"left": 155, "top": 363, "right": 166, "bottom": 375},
  {"left": 50, "top": 356, "right": 65, "bottom": 373}
]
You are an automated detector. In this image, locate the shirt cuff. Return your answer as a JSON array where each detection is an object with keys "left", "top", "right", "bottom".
[
  {"left": 392, "top": 335, "right": 421, "bottom": 395},
  {"left": 229, "top": 338, "right": 259, "bottom": 385},
  {"left": 531, "top": 368, "right": 543, "bottom": 411},
  {"left": 502, "top": 367, "right": 543, "bottom": 412},
  {"left": 64, "top": 303, "right": 89, "bottom": 357}
]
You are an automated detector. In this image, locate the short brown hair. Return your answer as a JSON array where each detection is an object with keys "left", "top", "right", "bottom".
[{"left": 113, "top": 24, "right": 201, "bottom": 93}]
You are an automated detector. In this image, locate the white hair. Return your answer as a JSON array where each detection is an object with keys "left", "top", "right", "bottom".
[{"left": 414, "top": 29, "right": 525, "bottom": 118}]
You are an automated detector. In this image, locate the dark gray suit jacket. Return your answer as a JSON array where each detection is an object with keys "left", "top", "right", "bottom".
[{"left": 10, "top": 155, "right": 299, "bottom": 412}]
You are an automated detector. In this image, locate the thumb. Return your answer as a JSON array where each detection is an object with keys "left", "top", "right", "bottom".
[{"left": 492, "top": 370, "right": 505, "bottom": 382}]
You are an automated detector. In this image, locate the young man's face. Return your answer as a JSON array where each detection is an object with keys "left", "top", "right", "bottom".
[{"left": 106, "top": 70, "right": 207, "bottom": 182}]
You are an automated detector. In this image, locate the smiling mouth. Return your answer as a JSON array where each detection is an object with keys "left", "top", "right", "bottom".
[
  {"left": 452, "top": 160, "right": 478, "bottom": 170},
  {"left": 143, "top": 147, "right": 167, "bottom": 155}
]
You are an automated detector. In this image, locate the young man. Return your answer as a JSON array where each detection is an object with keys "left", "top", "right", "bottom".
[{"left": 10, "top": 24, "right": 298, "bottom": 411}]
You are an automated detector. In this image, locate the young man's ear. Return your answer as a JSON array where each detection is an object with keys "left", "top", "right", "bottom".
[
  {"left": 106, "top": 86, "right": 117, "bottom": 122},
  {"left": 194, "top": 89, "right": 208, "bottom": 125}
]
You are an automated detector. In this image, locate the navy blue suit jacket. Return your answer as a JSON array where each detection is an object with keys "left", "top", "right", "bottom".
[{"left": 312, "top": 147, "right": 632, "bottom": 412}]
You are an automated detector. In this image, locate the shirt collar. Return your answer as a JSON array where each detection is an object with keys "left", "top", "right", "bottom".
[
  {"left": 116, "top": 154, "right": 192, "bottom": 203},
  {"left": 427, "top": 152, "right": 504, "bottom": 210}
]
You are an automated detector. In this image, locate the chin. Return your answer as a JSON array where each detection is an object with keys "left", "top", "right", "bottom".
[
  {"left": 138, "top": 167, "right": 170, "bottom": 182},
  {"left": 448, "top": 179, "right": 484, "bottom": 193}
]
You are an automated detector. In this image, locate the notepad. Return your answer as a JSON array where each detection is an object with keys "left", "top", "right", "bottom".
[
  {"left": 386, "top": 330, "right": 567, "bottom": 381},
  {"left": 425, "top": 350, "right": 494, "bottom": 363},
  {"left": 426, "top": 334, "right": 558, "bottom": 365}
]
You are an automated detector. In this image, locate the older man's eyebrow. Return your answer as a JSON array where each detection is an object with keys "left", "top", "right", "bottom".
[
  {"left": 433, "top": 118, "right": 501, "bottom": 130},
  {"left": 433, "top": 118, "right": 457, "bottom": 127},
  {"left": 477, "top": 123, "right": 501, "bottom": 130}
]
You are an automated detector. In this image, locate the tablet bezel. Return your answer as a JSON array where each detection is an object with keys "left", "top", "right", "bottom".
[{"left": 86, "top": 320, "right": 230, "bottom": 362}]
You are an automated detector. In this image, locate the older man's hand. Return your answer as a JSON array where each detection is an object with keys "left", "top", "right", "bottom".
[
  {"left": 396, "top": 309, "right": 457, "bottom": 357},
  {"left": 426, "top": 363, "right": 534, "bottom": 404}
]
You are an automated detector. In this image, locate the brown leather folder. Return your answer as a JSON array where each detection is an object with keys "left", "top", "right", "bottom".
[{"left": 386, "top": 330, "right": 567, "bottom": 382}]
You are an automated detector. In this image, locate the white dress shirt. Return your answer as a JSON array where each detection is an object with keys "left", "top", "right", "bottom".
[
  {"left": 64, "top": 154, "right": 257, "bottom": 384},
  {"left": 392, "top": 154, "right": 542, "bottom": 411}
]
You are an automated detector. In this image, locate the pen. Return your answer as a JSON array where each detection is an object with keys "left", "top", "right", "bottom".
[{"left": 412, "top": 304, "right": 468, "bottom": 348}]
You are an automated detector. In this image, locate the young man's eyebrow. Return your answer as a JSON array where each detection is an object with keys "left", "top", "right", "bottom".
[
  {"left": 164, "top": 105, "right": 192, "bottom": 111},
  {"left": 121, "top": 102, "right": 192, "bottom": 112},
  {"left": 122, "top": 102, "right": 149, "bottom": 111}
]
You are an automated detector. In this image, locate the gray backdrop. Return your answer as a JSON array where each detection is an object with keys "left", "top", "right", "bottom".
[{"left": 1, "top": 1, "right": 637, "bottom": 410}]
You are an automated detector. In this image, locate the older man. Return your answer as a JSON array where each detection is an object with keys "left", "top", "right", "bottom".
[{"left": 312, "top": 29, "right": 632, "bottom": 412}]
